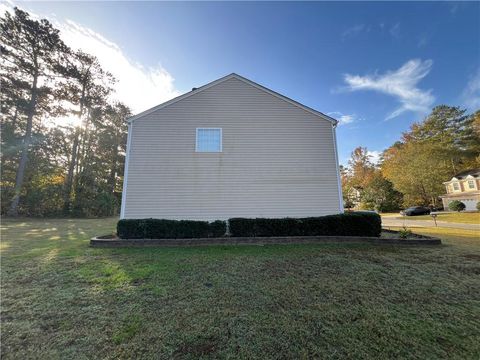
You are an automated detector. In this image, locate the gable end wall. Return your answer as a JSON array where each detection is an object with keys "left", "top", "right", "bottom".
[{"left": 122, "top": 77, "right": 342, "bottom": 220}]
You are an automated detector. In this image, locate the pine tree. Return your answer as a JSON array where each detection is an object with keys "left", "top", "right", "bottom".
[{"left": 1, "top": 7, "right": 69, "bottom": 215}]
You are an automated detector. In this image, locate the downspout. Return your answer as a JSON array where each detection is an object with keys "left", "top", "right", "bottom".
[
  {"left": 120, "top": 120, "right": 133, "bottom": 219},
  {"left": 331, "top": 122, "right": 344, "bottom": 213}
]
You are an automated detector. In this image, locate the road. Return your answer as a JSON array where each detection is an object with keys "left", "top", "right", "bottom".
[{"left": 381, "top": 216, "right": 480, "bottom": 231}]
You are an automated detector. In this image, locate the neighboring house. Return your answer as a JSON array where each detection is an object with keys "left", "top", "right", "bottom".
[
  {"left": 440, "top": 168, "right": 480, "bottom": 211},
  {"left": 120, "top": 73, "right": 343, "bottom": 221}
]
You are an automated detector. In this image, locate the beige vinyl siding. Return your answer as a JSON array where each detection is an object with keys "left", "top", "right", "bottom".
[{"left": 123, "top": 77, "right": 341, "bottom": 220}]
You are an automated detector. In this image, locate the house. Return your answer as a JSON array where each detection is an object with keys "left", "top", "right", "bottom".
[
  {"left": 440, "top": 169, "right": 480, "bottom": 211},
  {"left": 120, "top": 73, "right": 343, "bottom": 221}
]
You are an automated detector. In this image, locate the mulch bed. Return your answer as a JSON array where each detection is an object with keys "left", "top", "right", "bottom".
[{"left": 90, "top": 230, "right": 441, "bottom": 247}]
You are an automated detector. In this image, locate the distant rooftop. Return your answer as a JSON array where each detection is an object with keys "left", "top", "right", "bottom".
[{"left": 453, "top": 168, "right": 480, "bottom": 179}]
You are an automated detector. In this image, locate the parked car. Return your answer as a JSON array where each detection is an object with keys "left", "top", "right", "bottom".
[{"left": 400, "top": 206, "right": 431, "bottom": 216}]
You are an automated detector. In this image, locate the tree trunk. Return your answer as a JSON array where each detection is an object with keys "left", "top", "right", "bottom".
[
  {"left": 108, "top": 132, "right": 119, "bottom": 194},
  {"left": 63, "top": 86, "right": 86, "bottom": 215},
  {"left": 450, "top": 157, "right": 457, "bottom": 175},
  {"left": 63, "top": 130, "right": 80, "bottom": 214},
  {"left": 7, "top": 74, "right": 38, "bottom": 216},
  {"left": 77, "top": 107, "right": 92, "bottom": 175},
  {"left": 419, "top": 183, "right": 429, "bottom": 206},
  {"left": 11, "top": 106, "right": 18, "bottom": 130}
]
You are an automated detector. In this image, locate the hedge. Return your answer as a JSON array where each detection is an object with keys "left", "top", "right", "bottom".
[
  {"left": 117, "top": 212, "right": 381, "bottom": 239},
  {"left": 448, "top": 200, "right": 466, "bottom": 212},
  {"left": 229, "top": 212, "right": 382, "bottom": 238},
  {"left": 117, "top": 219, "right": 226, "bottom": 239}
]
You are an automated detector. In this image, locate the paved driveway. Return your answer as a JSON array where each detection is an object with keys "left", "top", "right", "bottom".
[{"left": 382, "top": 216, "right": 480, "bottom": 231}]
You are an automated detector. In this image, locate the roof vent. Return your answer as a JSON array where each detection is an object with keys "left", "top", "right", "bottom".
[{"left": 192, "top": 87, "right": 198, "bottom": 91}]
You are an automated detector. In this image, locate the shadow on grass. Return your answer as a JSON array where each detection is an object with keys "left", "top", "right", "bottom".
[{"left": 1, "top": 218, "right": 480, "bottom": 358}]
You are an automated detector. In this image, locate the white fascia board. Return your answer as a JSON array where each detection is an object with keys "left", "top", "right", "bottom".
[
  {"left": 119, "top": 121, "right": 133, "bottom": 219},
  {"left": 332, "top": 124, "right": 344, "bottom": 213}
]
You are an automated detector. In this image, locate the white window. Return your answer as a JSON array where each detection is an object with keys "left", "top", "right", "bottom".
[
  {"left": 452, "top": 182, "right": 460, "bottom": 191},
  {"left": 468, "top": 180, "right": 475, "bottom": 189},
  {"left": 196, "top": 128, "right": 222, "bottom": 152}
]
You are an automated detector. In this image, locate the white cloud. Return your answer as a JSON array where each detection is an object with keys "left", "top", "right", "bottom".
[
  {"left": 417, "top": 33, "right": 429, "bottom": 48},
  {"left": 389, "top": 23, "right": 401, "bottom": 38},
  {"left": 450, "top": 3, "right": 459, "bottom": 14},
  {"left": 343, "top": 59, "right": 435, "bottom": 120},
  {"left": 342, "top": 24, "right": 370, "bottom": 40},
  {"left": 1, "top": 3, "right": 181, "bottom": 117},
  {"left": 56, "top": 21, "right": 181, "bottom": 115},
  {"left": 461, "top": 68, "right": 480, "bottom": 110},
  {"left": 367, "top": 150, "right": 381, "bottom": 165},
  {"left": 327, "top": 111, "right": 358, "bottom": 126}
]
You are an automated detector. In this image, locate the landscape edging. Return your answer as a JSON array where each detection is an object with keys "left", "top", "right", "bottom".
[{"left": 90, "top": 234, "right": 441, "bottom": 247}]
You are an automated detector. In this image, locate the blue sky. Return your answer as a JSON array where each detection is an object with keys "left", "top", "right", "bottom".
[{"left": 5, "top": 1, "right": 480, "bottom": 164}]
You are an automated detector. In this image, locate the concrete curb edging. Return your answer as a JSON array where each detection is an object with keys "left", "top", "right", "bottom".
[{"left": 90, "top": 233, "right": 442, "bottom": 247}]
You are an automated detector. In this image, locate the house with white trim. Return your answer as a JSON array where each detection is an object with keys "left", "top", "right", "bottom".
[
  {"left": 440, "top": 169, "right": 480, "bottom": 211},
  {"left": 120, "top": 73, "right": 343, "bottom": 220}
]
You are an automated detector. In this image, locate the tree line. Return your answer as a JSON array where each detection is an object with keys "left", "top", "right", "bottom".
[
  {"left": 1, "top": 7, "right": 131, "bottom": 217},
  {"left": 342, "top": 106, "right": 480, "bottom": 211},
  {"left": 2, "top": 8, "right": 478, "bottom": 218}
]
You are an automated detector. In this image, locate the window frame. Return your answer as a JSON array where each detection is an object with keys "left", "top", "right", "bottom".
[
  {"left": 467, "top": 179, "right": 475, "bottom": 189},
  {"left": 452, "top": 182, "right": 460, "bottom": 191},
  {"left": 195, "top": 127, "right": 222, "bottom": 153}
]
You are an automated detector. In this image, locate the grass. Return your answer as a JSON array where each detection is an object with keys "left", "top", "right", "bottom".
[
  {"left": 1, "top": 218, "right": 480, "bottom": 359},
  {"left": 385, "top": 225, "right": 480, "bottom": 246},
  {"left": 379, "top": 212, "right": 400, "bottom": 217},
  {"left": 403, "top": 211, "right": 480, "bottom": 224}
]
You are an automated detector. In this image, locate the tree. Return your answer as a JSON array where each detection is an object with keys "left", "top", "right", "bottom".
[
  {"left": 381, "top": 106, "right": 480, "bottom": 207},
  {"left": 359, "top": 170, "right": 403, "bottom": 212},
  {"left": 1, "top": 7, "right": 69, "bottom": 215},
  {"left": 382, "top": 140, "right": 451, "bottom": 206},
  {"left": 339, "top": 165, "right": 354, "bottom": 209},
  {"left": 348, "top": 147, "right": 375, "bottom": 188},
  {"left": 448, "top": 200, "right": 466, "bottom": 212},
  {"left": 340, "top": 147, "right": 376, "bottom": 209},
  {"left": 0, "top": 7, "right": 131, "bottom": 217},
  {"left": 58, "top": 50, "right": 114, "bottom": 214},
  {"left": 462, "top": 110, "right": 480, "bottom": 168},
  {"left": 406, "top": 105, "right": 475, "bottom": 173},
  {"left": 100, "top": 103, "right": 131, "bottom": 196},
  {"left": 71, "top": 102, "right": 130, "bottom": 216}
]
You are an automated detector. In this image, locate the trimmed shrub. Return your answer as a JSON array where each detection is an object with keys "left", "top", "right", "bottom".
[
  {"left": 228, "top": 218, "right": 301, "bottom": 237},
  {"left": 117, "top": 219, "right": 147, "bottom": 239},
  {"left": 448, "top": 200, "right": 466, "bottom": 212},
  {"left": 229, "top": 212, "right": 382, "bottom": 238},
  {"left": 209, "top": 220, "right": 228, "bottom": 238},
  {"left": 117, "top": 213, "right": 381, "bottom": 239},
  {"left": 117, "top": 219, "right": 226, "bottom": 239},
  {"left": 476, "top": 202, "right": 480, "bottom": 211}
]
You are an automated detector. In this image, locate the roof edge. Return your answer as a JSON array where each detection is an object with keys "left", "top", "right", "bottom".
[{"left": 127, "top": 73, "right": 338, "bottom": 125}]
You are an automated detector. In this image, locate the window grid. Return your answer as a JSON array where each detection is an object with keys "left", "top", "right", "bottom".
[
  {"left": 468, "top": 180, "right": 475, "bottom": 189},
  {"left": 196, "top": 128, "right": 222, "bottom": 152},
  {"left": 453, "top": 182, "right": 460, "bottom": 191}
]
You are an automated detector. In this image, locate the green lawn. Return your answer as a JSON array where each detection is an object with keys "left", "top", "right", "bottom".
[
  {"left": 1, "top": 218, "right": 480, "bottom": 359},
  {"left": 404, "top": 212, "right": 480, "bottom": 224}
]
